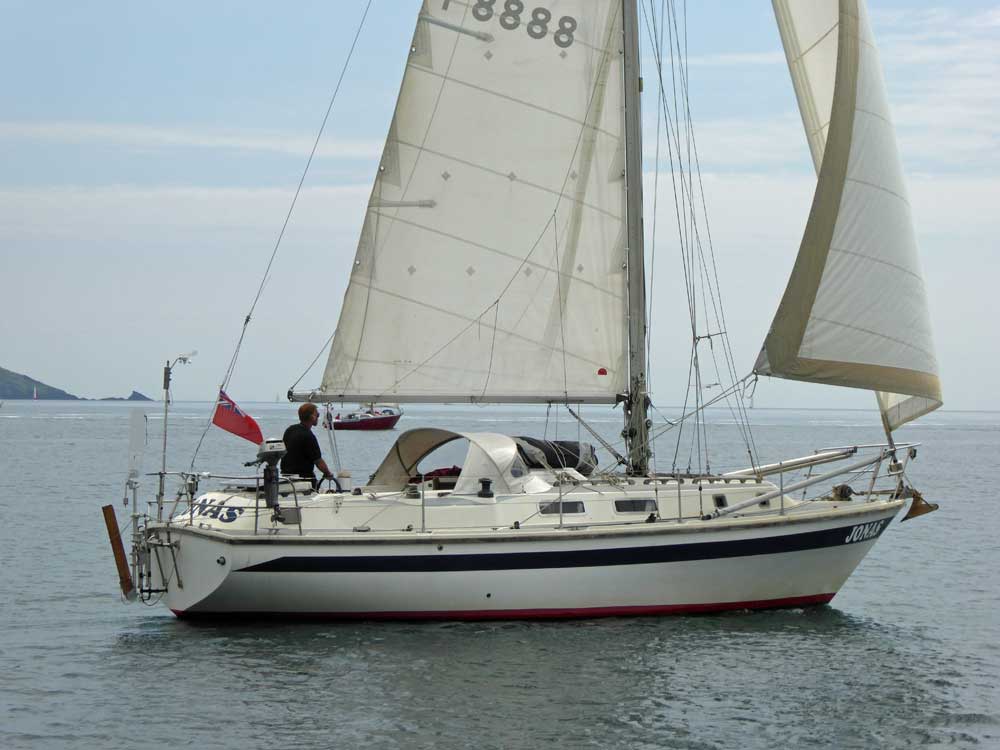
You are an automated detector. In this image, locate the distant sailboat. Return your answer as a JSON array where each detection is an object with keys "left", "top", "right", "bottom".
[
  {"left": 32, "top": 385, "right": 37, "bottom": 400},
  {"left": 331, "top": 403, "right": 403, "bottom": 431}
]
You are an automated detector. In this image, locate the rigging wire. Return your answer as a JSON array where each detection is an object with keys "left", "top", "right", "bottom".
[
  {"left": 673, "top": 0, "right": 757, "bottom": 465},
  {"left": 290, "top": 329, "right": 337, "bottom": 392},
  {"left": 673, "top": 8, "right": 761, "bottom": 470},
  {"left": 670, "top": 0, "right": 707, "bottom": 472},
  {"left": 650, "top": 374, "right": 756, "bottom": 443},
  {"left": 581, "top": 379, "right": 759, "bottom": 477},
  {"left": 641, "top": 0, "right": 759, "bottom": 474},
  {"left": 477, "top": 301, "right": 502, "bottom": 401},
  {"left": 641, "top": 0, "right": 696, "bottom": 471},
  {"left": 644, "top": 0, "right": 668, "bottom": 478},
  {"left": 639, "top": 0, "right": 694, "bottom": 465},
  {"left": 189, "top": 0, "right": 374, "bottom": 469},
  {"left": 552, "top": 219, "right": 571, "bottom": 404},
  {"left": 667, "top": 0, "right": 758, "bottom": 468}
]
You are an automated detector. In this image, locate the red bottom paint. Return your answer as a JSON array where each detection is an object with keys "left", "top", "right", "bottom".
[
  {"left": 333, "top": 413, "right": 401, "bottom": 430},
  {"left": 172, "top": 593, "right": 835, "bottom": 621}
]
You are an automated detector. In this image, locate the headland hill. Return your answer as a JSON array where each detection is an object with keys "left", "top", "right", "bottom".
[{"left": 0, "top": 366, "right": 152, "bottom": 401}]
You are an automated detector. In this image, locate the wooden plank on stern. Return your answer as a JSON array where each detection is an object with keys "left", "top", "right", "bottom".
[{"left": 102, "top": 505, "right": 136, "bottom": 599}]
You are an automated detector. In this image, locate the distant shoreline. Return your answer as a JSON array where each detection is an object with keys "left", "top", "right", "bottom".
[{"left": 0, "top": 365, "right": 151, "bottom": 402}]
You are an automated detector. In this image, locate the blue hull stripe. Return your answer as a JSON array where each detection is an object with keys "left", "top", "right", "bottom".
[{"left": 237, "top": 520, "right": 890, "bottom": 573}]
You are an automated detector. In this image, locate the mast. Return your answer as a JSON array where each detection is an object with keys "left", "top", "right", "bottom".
[{"left": 622, "top": 0, "right": 649, "bottom": 475}]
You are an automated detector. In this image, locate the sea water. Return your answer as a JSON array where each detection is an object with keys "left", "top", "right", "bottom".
[{"left": 0, "top": 401, "right": 997, "bottom": 749}]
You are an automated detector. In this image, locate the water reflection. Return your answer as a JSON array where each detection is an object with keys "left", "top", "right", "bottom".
[{"left": 95, "top": 605, "right": 987, "bottom": 750}]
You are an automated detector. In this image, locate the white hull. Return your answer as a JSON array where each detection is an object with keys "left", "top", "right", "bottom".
[{"left": 149, "top": 500, "right": 902, "bottom": 620}]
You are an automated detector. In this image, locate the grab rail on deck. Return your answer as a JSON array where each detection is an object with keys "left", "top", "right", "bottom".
[{"left": 143, "top": 444, "right": 906, "bottom": 535}]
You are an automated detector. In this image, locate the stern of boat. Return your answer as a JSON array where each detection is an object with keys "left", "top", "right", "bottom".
[{"left": 133, "top": 523, "right": 237, "bottom": 616}]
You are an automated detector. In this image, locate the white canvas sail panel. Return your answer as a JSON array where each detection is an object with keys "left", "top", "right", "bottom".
[
  {"left": 314, "top": 0, "right": 627, "bottom": 404},
  {"left": 758, "top": 0, "right": 941, "bottom": 429}
]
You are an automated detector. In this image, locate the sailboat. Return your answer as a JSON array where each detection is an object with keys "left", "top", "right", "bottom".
[
  {"left": 331, "top": 403, "right": 403, "bottom": 431},
  {"left": 119, "top": 0, "right": 941, "bottom": 619}
]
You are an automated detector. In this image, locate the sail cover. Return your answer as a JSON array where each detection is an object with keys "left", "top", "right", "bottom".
[
  {"left": 312, "top": 1, "right": 627, "bottom": 403},
  {"left": 757, "top": 0, "right": 942, "bottom": 429}
]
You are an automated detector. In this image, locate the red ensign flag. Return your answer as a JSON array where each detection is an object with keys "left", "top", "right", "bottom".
[{"left": 212, "top": 390, "right": 263, "bottom": 445}]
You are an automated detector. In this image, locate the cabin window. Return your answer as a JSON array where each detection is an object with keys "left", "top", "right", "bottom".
[
  {"left": 713, "top": 494, "right": 727, "bottom": 509},
  {"left": 539, "top": 501, "right": 585, "bottom": 515},
  {"left": 614, "top": 498, "right": 658, "bottom": 513}
]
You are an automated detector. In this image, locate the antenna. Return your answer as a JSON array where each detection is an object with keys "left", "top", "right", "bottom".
[{"left": 157, "top": 350, "right": 197, "bottom": 520}]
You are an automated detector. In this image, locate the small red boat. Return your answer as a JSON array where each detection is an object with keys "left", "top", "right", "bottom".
[{"left": 331, "top": 404, "right": 402, "bottom": 431}]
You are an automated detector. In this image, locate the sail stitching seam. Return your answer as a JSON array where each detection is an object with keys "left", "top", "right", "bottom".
[
  {"left": 855, "top": 105, "right": 893, "bottom": 127},
  {"left": 807, "top": 316, "right": 937, "bottom": 361},
  {"left": 345, "top": 281, "right": 612, "bottom": 370},
  {"left": 807, "top": 121, "right": 831, "bottom": 139},
  {"left": 857, "top": 36, "right": 878, "bottom": 54},
  {"left": 407, "top": 65, "right": 619, "bottom": 140},
  {"left": 392, "top": 138, "right": 620, "bottom": 220},
  {"left": 800, "top": 33, "right": 890, "bottom": 140},
  {"left": 843, "top": 176, "right": 910, "bottom": 206},
  {"left": 368, "top": 210, "right": 623, "bottom": 300},
  {"left": 787, "top": 21, "right": 838, "bottom": 65},
  {"left": 827, "top": 245, "right": 924, "bottom": 283}
]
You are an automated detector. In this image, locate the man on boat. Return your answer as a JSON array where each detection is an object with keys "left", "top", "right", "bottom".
[{"left": 281, "top": 403, "right": 334, "bottom": 488}]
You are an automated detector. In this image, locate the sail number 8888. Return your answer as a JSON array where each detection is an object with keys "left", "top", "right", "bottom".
[{"left": 459, "top": 1, "right": 577, "bottom": 48}]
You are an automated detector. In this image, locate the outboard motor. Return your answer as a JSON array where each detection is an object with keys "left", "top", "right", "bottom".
[{"left": 256, "top": 438, "right": 287, "bottom": 509}]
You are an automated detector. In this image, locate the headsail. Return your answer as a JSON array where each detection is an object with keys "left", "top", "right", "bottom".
[
  {"left": 309, "top": 1, "right": 627, "bottom": 404},
  {"left": 757, "top": 0, "right": 942, "bottom": 430}
]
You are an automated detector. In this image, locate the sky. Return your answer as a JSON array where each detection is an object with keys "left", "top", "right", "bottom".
[{"left": 1, "top": 1, "right": 997, "bottom": 411}]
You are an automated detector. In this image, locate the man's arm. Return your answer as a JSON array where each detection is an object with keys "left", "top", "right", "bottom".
[{"left": 306, "top": 432, "right": 331, "bottom": 477}]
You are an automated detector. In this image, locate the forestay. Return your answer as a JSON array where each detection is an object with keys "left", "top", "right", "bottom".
[
  {"left": 314, "top": 0, "right": 627, "bottom": 404},
  {"left": 757, "top": 0, "right": 942, "bottom": 430}
]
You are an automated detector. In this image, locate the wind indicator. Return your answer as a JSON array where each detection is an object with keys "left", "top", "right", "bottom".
[{"left": 124, "top": 409, "right": 147, "bottom": 505}]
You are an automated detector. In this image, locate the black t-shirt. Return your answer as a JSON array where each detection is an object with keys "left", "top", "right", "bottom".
[{"left": 281, "top": 423, "right": 322, "bottom": 479}]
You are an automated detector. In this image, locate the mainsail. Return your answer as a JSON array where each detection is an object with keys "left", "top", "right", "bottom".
[
  {"left": 312, "top": 1, "right": 628, "bottom": 404},
  {"left": 757, "top": 0, "right": 942, "bottom": 430}
]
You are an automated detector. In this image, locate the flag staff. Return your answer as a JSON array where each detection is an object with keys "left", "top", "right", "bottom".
[{"left": 157, "top": 351, "right": 196, "bottom": 521}]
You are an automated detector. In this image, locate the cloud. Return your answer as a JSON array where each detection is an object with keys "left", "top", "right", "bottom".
[
  {"left": 0, "top": 121, "right": 384, "bottom": 160},
  {"left": 643, "top": 113, "right": 809, "bottom": 170},
  {"left": 0, "top": 183, "right": 372, "bottom": 400},
  {"left": 0, "top": 183, "right": 371, "bottom": 243},
  {"left": 640, "top": 5, "right": 1000, "bottom": 175},
  {"left": 872, "top": 6, "right": 1000, "bottom": 173},
  {"left": 637, "top": 166, "right": 1000, "bottom": 411},
  {"left": 1, "top": 5, "right": 996, "bottom": 406},
  {"left": 0, "top": 162, "right": 996, "bottom": 407},
  {"left": 685, "top": 51, "right": 786, "bottom": 67}
]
